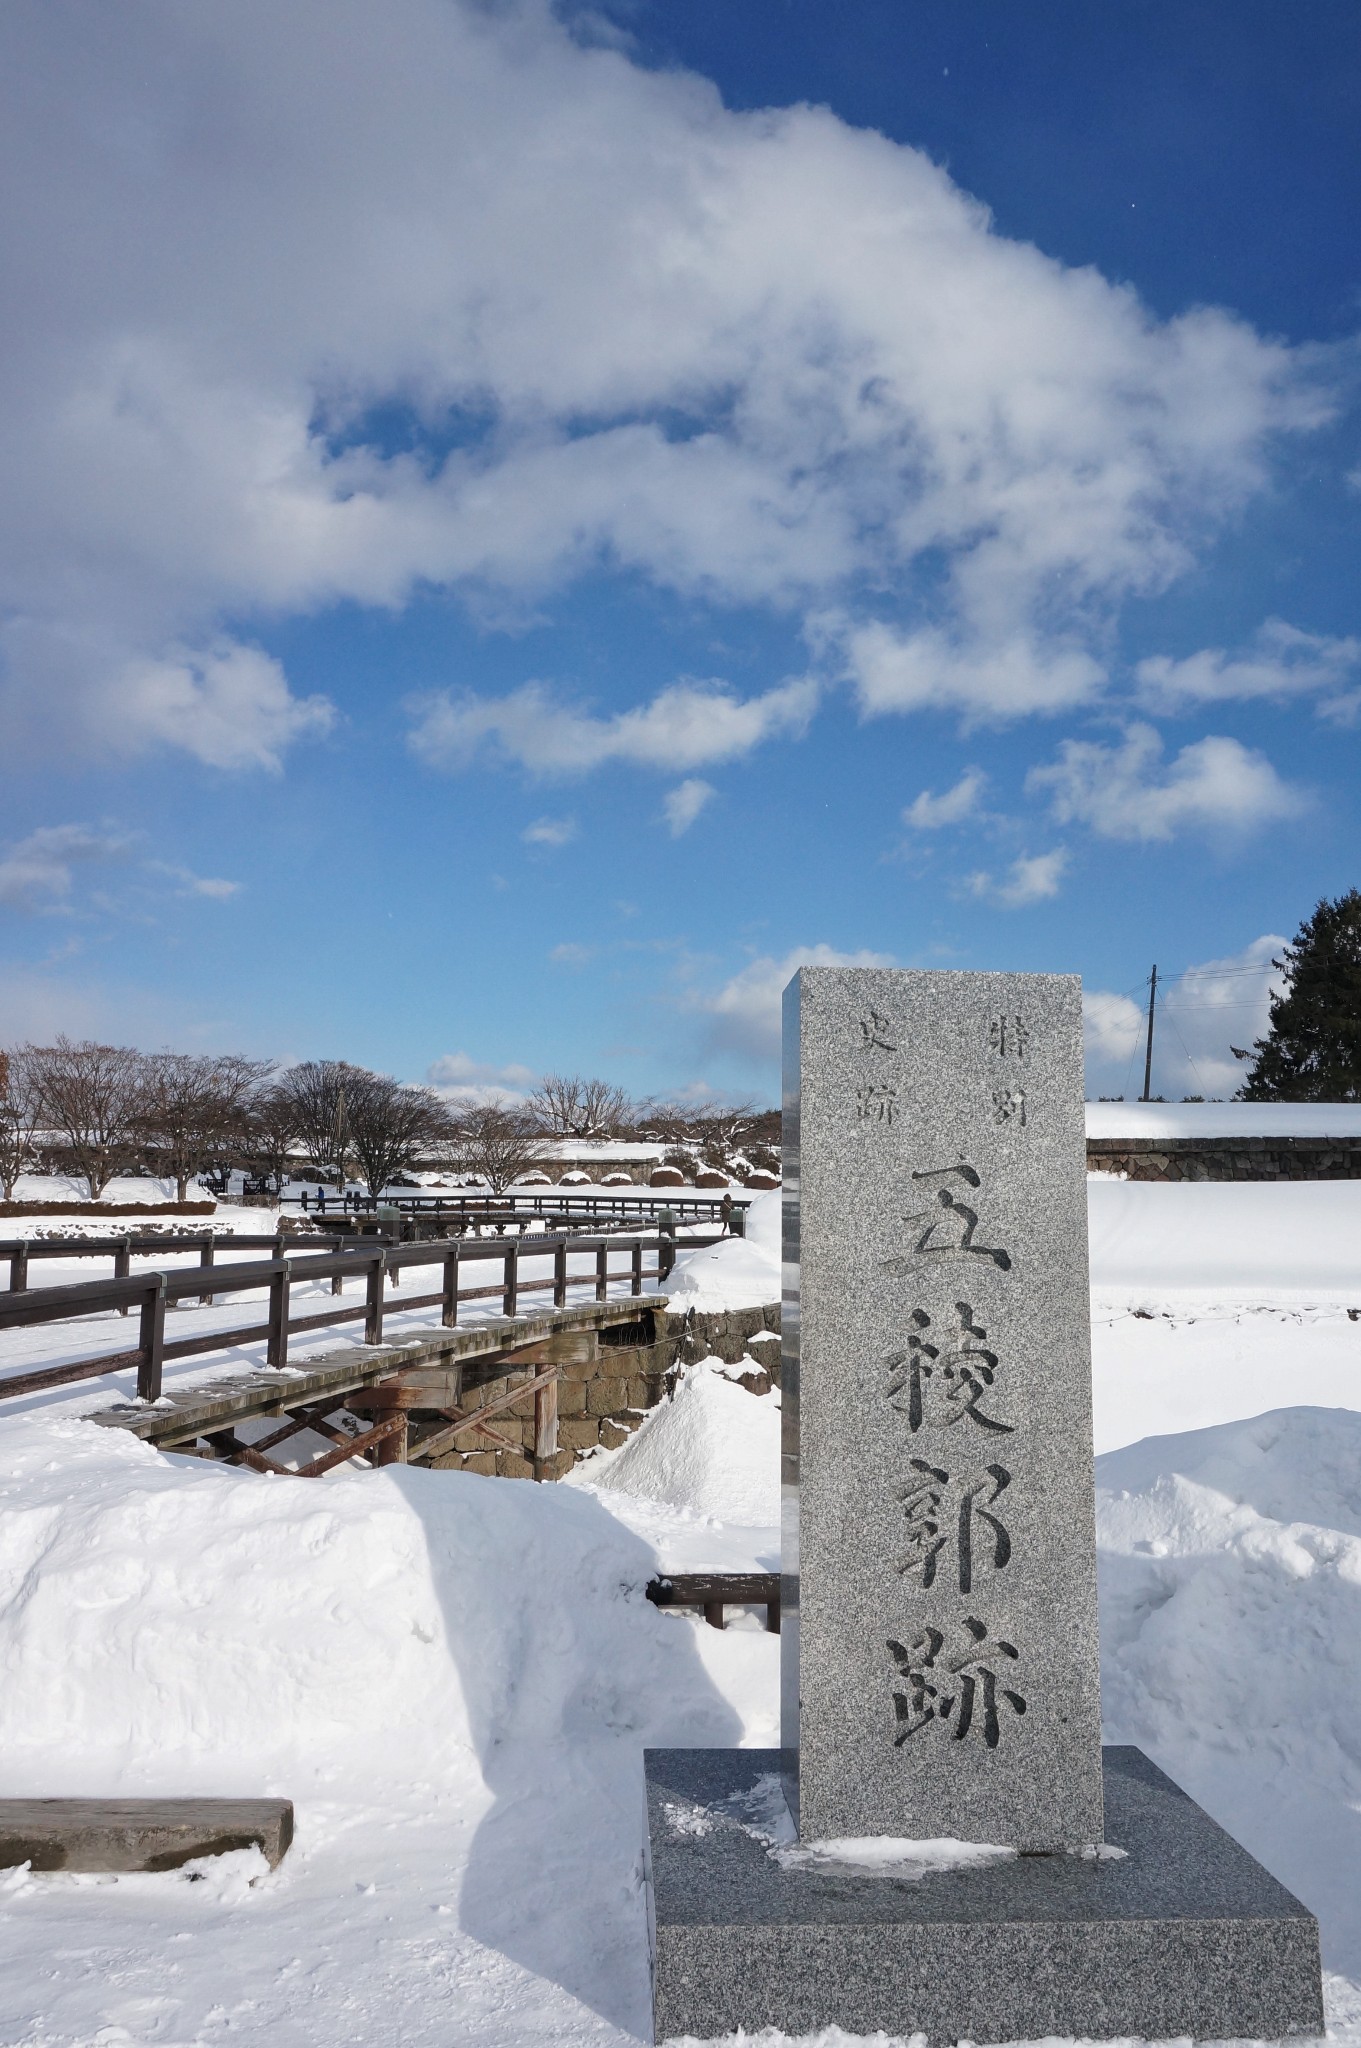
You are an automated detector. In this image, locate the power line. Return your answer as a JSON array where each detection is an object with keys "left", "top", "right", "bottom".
[{"left": 1163, "top": 1005, "right": 1211, "bottom": 1098}]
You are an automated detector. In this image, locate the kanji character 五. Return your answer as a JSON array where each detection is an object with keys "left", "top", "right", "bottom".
[{"left": 883, "top": 1162, "right": 1012, "bottom": 1276}]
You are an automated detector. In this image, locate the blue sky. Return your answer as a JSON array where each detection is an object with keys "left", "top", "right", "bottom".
[{"left": 1, "top": 0, "right": 1357, "bottom": 1104}]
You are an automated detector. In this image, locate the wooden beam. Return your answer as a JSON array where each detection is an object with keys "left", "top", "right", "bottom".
[
  {"left": 646, "top": 1572, "right": 781, "bottom": 1632},
  {"left": 407, "top": 1363, "right": 561, "bottom": 1465}
]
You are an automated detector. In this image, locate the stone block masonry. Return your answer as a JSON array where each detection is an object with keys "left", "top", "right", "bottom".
[
  {"left": 645, "top": 1747, "right": 1323, "bottom": 2045},
  {"left": 1087, "top": 1134, "right": 1361, "bottom": 1180},
  {"left": 426, "top": 1302, "right": 781, "bottom": 1478}
]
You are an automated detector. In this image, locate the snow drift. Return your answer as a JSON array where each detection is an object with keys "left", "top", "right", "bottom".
[
  {"left": 579, "top": 1358, "right": 781, "bottom": 1527},
  {"left": 0, "top": 1408, "right": 772, "bottom": 2045},
  {"left": 665, "top": 1188, "right": 780, "bottom": 1311},
  {"left": 4, "top": 1162, "right": 1361, "bottom": 2041},
  {"left": 1098, "top": 1405, "right": 1361, "bottom": 1976}
]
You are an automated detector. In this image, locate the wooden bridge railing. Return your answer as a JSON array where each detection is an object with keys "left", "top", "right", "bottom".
[
  {"left": 647, "top": 1573, "right": 782, "bottom": 1632},
  {"left": 295, "top": 1187, "right": 749, "bottom": 1225},
  {"left": 0, "top": 1229, "right": 702, "bottom": 1410},
  {"left": 0, "top": 1213, "right": 682, "bottom": 1297},
  {"left": 1, "top": 1230, "right": 352, "bottom": 1298}
]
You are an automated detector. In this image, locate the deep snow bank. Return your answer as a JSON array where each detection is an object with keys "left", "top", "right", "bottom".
[
  {"left": 665, "top": 1189, "right": 780, "bottom": 1311},
  {"left": 576, "top": 1359, "right": 781, "bottom": 1527},
  {"left": 0, "top": 1413, "right": 760, "bottom": 1799},
  {"left": 1098, "top": 1405, "right": 1361, "bottom": 1975},
  {"left": 0, "top": 1408, "right": 779, "bottom": 2045},
  {"left": 4, "top": 1376, "right": 1361, "bottom": 2034}
]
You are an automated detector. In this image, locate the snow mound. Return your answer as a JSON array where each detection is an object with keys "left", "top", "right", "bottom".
[
  {"left": 666, "top": 1189, "right": 780, "bottom": 1310},
  {"left": 0, "top": 1414, "right": 743, "bottom": 1798},
  {"left": 0, "top": 1411, "right": 779, "bottom": 2041},
  {"left": 1098, "top": 1405, "right": 1361, "bottom": 1972},
  {"left": 581, "top": 1359, "right": 781, "bottom": 1526}
]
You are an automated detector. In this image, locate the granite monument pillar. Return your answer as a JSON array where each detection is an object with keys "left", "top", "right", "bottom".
[
  {"left": 643, "top": 968, "right": 1325, "bottom": 2045},
  {"left": 782, "top": 968, "right": 1102, "bottom": 1849}
]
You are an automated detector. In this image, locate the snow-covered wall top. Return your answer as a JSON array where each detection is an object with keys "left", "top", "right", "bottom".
[
  {"left": 1085, "top": 1102, "right": 1361, "bottom": 1139},
  {"left": 544, "top": 1140, "right": 666, "bottom": 1161}
]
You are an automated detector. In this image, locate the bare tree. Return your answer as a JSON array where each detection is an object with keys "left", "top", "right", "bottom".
[
  {"left": 245, "top": 1084, "right": 302, "bottom": 1197},
  {"left": 637, "top": 1096, "right": 776, "bottom": 1171},
  {"left": 273, "top": 1059, "right": 364, "bottom": 1188},
  {"left": 0, "top": 1048, "right": 41, "bottom": 1200},
  {"left": 528, "top": 1073, "right": 633, "bottom": 1141},
  {"left": 136, "top": 1051, "right": 272, "bottom": 1203},
  {"left": 448, "top": 1098, "right": 550, "bottom": 1192},
  {"left": 343, "top": 1068, "right": 450, "bottom": 1200},
  {"left": 699, "top": 1101, "right": 762, "bottom": 1154},
  {"left": 26, "top": 1037, "right": 147, "bottom": 1198},
  {"left": 635, "top": 1098, "right": 718, "bottom": 1144},
  {"left": 528, "top": 1073, "right": 581, "bottom": 1136}
]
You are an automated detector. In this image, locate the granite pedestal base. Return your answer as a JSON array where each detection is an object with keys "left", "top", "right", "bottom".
[{"left": 644, "top": 1747, "right": 1323, "bottom": 2045}]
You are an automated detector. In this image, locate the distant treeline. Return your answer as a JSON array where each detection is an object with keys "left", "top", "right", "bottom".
[{"left": 0, "top": 1041, "right": 778, "bottom": 1199}]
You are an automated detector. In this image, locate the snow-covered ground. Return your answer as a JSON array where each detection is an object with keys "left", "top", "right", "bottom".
[
  {"left": 1, "top": 1182, "right": 1360, "bottom": 2043},
  {"left": 4, "top": 1174, "right": 228, "bottom": 1209}
]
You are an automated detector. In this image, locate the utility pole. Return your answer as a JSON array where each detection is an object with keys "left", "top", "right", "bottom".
[{"left": 1141, "top": 965, "right": 1158, "bottom": 1102}]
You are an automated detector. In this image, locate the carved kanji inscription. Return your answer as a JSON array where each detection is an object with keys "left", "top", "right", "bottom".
[
  {"left": 888, "top": 1617, "right": 1027, "bottom": 1749},
  {"left": 886, "top": 1302, "right": 1014, "bottom": 1434},
  {"left": 883, "top": 1162, "right": 1012, "bottom": 1275},
  {"left": 894, "top": 1458, "right": 1012, "bottom": 1592}
]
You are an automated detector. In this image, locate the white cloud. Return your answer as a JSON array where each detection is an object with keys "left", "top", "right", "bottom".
[
  {"left": 549, "top": 942, "right": 594, "bottom": 966},
  {"left": 965, "top": 849, "right": 1068, "bottom": 908},
  {"left": 847, "top": 625, "right": 1105, "bottom": 725},
  {"left": 522, "top": 815, "right": 578, "bottom": 847},
  {"left": 663, "top": 778, "right": 716, "bottom": 836},
  {"left": 0, "top": 826, "right": 243, "bottom": 915},
  {"left": 1136, "top": 619, "right": 1361, "bottom": 722},
  {"left": 699, "top": 943, "right": 895, "bottom": 1062},
  {"left": 425, "top": 1050, "right": 537, "bottom": 1105},
  {"left": 1082, "top": 989, "right": 1145, "bottom": 1080},
  {"left": 0, "top": 824, "right": 137, "bottom": 910},
  {"left": 179, "top": 873, "right": 240, "bottom": 900},
  {"left": 903, "top": 768, "right": 988, "bottom": 830},
  {"left": 1028, "top": 723, "right": 1306, "bottom": 841},
  {"left": 410, "top": 676, "right": 816, "bottom": 778},
  {"left": 112, "top": 643, "right": 335, "bottom": 773},
  {"left": 146, "top": 862, "right": 241, "bottom": 900},
  {"left": 1084, "top": 935, "right": 1286, "bottom": 1098},
  {"left": 0, "top": 0, "right": 1329, "bottom": 763}
]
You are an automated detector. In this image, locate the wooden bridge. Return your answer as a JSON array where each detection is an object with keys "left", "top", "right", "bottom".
[
  {"left": 0, "top": 1224, "right": 700, "bottom": 1408},
  {"left": 91, "top": 1293, "right": 672, "bottom": 1482}
]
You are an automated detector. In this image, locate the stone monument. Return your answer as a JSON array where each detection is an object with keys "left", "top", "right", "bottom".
[{"left": 643, "top": 967, "right": 1325, "bottom": 2044}]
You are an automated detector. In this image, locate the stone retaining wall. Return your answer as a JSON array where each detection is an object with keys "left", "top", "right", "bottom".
[
  {"left": 1086, "top": 1136, "right": 1361, "bottom": 1182},
  {"left": 427, "top": 1300, "right": 782, "bottom": 1479}
]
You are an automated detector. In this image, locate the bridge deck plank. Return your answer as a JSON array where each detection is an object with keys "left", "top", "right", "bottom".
[{"left": 89, "top": 1295, "right": 669, "bottom": 1449}]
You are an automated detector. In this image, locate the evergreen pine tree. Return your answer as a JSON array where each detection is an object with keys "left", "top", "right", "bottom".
[{"left": 1237, "top": 889, "right": 1361, "bottom": 1101}]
